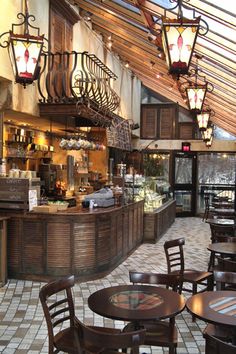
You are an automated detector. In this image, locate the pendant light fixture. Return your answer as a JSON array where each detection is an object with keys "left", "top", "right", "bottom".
[
  {"left": 205, "top": 136, "right": 213, "bottom": 148},
  {"left": 196, "top": 106, "right": 214, "bottom": 131},
  {"left": 161, "top": 0, "right": 208, "bottom": 77},
  {"left": 0, "top": 0, "right": 46, "bottom": 88},
  {"left": 179, "top": 55, "right": 214, "bottom": 113},
  {"left": 202, "top": 123, "right": 214, "bottom": 142}
]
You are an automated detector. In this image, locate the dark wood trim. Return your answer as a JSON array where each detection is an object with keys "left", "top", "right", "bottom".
[
  {"left": 141, "top": 103, "right": 179, "bottom": 139},
  {"left": 50, "top": 0, "right": 80, "bottom": 25},
  {"left": 143, "top": 199, "right": 176, "bottom": 243}
]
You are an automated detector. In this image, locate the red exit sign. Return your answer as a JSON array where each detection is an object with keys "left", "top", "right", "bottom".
[{"left": 182, "top": 142, "right": 191, "bottom": 152}]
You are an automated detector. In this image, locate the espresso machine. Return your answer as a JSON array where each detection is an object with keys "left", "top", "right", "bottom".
[{"left": 38, "top": 163, "right": 57, "bottom": 196}]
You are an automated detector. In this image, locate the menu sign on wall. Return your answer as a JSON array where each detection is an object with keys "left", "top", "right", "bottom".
[{"left": 106, "top": 118, "right": 131, "bottom": 151}]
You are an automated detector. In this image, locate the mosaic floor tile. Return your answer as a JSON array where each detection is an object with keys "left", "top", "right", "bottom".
[{"left": 0, "top": 217, "right": 214, "bottom": 353}]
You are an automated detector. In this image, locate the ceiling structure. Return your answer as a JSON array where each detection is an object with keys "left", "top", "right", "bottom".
[{"left": 73, "top": 0, "right": 236, "bottom": 137}]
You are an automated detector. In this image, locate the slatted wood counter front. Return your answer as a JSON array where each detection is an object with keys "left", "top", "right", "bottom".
[{"left": 4, "top": 201, "right": 144, "bottom": 282}]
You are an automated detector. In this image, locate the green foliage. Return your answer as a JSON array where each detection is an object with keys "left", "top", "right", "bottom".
[{"left": 143, "top": 156, "right": 164, "bottom": 177}]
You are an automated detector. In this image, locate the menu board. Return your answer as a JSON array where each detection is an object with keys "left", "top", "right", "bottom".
[{"left": 106, "top": 118, "right": 131, "bottom": 151}]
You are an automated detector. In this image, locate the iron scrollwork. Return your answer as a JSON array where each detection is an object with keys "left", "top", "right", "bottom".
[{"left": 38, "top": 50, "right": 120, "bottom": 126}]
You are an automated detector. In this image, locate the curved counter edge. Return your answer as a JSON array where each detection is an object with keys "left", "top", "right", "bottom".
[
  {"left": 143, "top": 199, "right": 176, "bottom": 243},
  {"left": 1, "top": 201, "right": 144, "bottom": 282}
]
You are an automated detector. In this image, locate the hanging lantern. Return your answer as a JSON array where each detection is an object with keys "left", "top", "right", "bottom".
[
  {"left": 0, "top": 0, "right": 46, "bottom": 88},
  {"left": 162, "top": 16, "right": 200, "bottom": 76},
  {"left": 205, "top": 135, "right": 213, "bottom": 147},
  {"left": 196, "top": 107, "right": 214, "bottom": 131},
  {"left": 8, "top": 32, "right": 44, "bottom": 87},
  {"left": 202, "top": 125, "right": 213, "bottom": 142},
  {"left": 186, "top": 83, "right": 207, "bottom": 112}
]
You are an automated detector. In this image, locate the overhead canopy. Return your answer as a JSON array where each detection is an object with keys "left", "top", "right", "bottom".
[{"left": 73, "top": 0, "right": 236, "bottom": 137}]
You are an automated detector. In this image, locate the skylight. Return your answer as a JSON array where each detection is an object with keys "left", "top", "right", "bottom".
[
  {"left": 112, "top": 0, "right": 141, "bottom": 14},
  {"left": 205, "top": 0, "right": 236, "bottom": 16}
]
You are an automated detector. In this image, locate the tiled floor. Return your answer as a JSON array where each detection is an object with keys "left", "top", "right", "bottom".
[{"left": 0, "top": 217, "right": 212, "bottom": 353}]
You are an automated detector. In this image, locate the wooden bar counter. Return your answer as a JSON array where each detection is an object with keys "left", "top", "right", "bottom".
[{"left": 2, "top": 201, "right": 144, "bottom": 282}]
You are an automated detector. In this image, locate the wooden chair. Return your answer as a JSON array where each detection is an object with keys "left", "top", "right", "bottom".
[
  {"left": 216, "top": 256, "right": 236, "bottom": 272},
  {"left": 126, "top": 271, "right": 183, "bottom": 354},
  {"left": 214, "top": 270, "right": 236, "bottom": 290},
  {"left": 210, "top": 224, "right": 236, "bottom": 243},
  {"left": 129, "top": 271, "right": 182, "bottom": 293},
  {"left": 202, "top": 194, "right": 214, "bottom": 221},
  {"left": 203, "top": 271, "right": 236, "bottom": 347},
  {"left": 78, "top": 319, "right": 146, "bottom": 354},
  {"left": 164, "top": 238, "right": 213, "bottom": 296},
  {"left": 204, "top": 333, "right": 236, "bottom": 354},
  {"left": 39, "top": 275, "right": 122, "bottom": 354},
  {"left": 164, "top": 237, "right": 213, "bottom": 323},
  {"left": 208, "top": 227, "right": 236, "bottom": 271}
]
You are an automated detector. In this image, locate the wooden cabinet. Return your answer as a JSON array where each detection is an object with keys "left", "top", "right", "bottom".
[
  {"left": 0, "top": 218, "right": 8, "bottom": 287},
  {"left": 143, "top": 199, "right": 176, "bottom": 243}
]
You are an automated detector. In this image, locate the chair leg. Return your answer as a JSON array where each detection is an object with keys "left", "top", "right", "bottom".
[
  {"left": 208, "top": 253, "right": 215, "bottom": 272},
  {"left": 169, "top": 345, "right": 176, "bottom": 354},
  {"left": 207, "top": 274, "right": 214, "bottom": 291}
]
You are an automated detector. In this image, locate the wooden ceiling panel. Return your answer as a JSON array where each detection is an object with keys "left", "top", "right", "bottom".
[{"left": 74, "top": 0, "right": 236, "bottom": 136}]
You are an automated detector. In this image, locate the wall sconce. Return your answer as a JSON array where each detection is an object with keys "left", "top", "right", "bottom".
[
  {"left": 0, "top": 0, "right": 46, "bottom": 88},
  {"left": 161, "top": 0, "right": 208, "bottom": 77},
  {"left": 107, "top": 36, "right": 113, "bottom": 49}
]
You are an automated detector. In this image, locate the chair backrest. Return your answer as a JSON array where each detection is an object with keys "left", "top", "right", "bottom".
[
  {"left": 213, "top": 270, "right": 236, "bottom": 290},
  {"left": 210, "top": 224, "right": 236, "bottom": 242},
  {"left": 216, "top": 257, "right": 236, "bottom": 272},
  {"left": 39, "top": 275, "right": 76, "bottom": 353},
  {"left": 78, "top": 320, "right": 146, "bottom": 354},
  {"left": 129, "top": 271, "right": 182, "bottom": 293},
  {"left": 164, "top": 238, "right": 185, "bottom": 275},
  {"left": 205, "top": 334, "right": 236, "bottom": 354}
]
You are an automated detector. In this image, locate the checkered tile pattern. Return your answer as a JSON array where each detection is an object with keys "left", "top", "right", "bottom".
[{"left": 0, "top": 217, "right": 212, "bottom": 353}]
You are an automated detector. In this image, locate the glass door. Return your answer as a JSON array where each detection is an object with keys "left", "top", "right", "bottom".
[{"left": 173, "top": 152, "right": 197, "bottom": 216}]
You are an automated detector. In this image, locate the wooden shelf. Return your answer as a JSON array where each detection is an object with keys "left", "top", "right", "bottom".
[
  {"left": 6, "top": 156, "right": 38, "bottom": 161},
  {"left": 5, "top": 140, "right": 32, "bottom": 146}
]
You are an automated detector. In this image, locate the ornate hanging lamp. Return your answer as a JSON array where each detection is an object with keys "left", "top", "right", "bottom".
[
  {"left": 196, "top": 106, "right": 214, "bottom": 131},
  {"left": 161, "top": 0, "right": 208, "bottom": 77},
  {"left": 205, "top": 135, "right": 213, "bottom": 148},
  {"left": 0, "top": 0, "right": 46, "bottom": 88},
  {"left": 179, "top": 55, "right": 214, "bottom": 113},
  {"left": 202, "top": 123, "right": 213, "bottom": 142},
  {"left": 197, "top": 112, "right": 210, "bottom": 131}
]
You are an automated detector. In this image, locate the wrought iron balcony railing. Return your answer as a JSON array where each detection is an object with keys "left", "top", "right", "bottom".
[{"left": 38, "top": 51, "right": 120, "bottom": 113}]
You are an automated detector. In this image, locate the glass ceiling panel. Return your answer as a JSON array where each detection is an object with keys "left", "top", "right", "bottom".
[
  {"left": 149, "top": 0, "right": 173, "bottom": 9},
  {"left": 198, "top": 37, "right": 236, "bottom": 64},
  {"left": 205, "top": 0, "right": 236, "bottom": 16},
  {"left": 112, "top": 0, "right": 141, "bottom": 14},
  {"left": 181, "top": 8, "right": 236, "bottom": 47}
]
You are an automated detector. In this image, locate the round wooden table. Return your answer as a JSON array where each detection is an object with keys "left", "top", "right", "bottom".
[
  {"left": 88, "top": 284, "right": 185, "bottom": 322},
  {"left": 186, "top": 291, "right": 236, "bottom": 343},
  {"left": 206, "top": 218, "right": 235, "bottom": 226},
  {"left": 207, "top": 242, "right": 236, "bottom": 258}
]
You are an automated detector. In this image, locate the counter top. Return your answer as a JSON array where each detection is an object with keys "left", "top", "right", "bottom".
[
  {"left": 30, "top": 205, "right": 123, "bottom": 216},
  {"left": 0, "top": 200, "right": 144, "bottom": 218}
]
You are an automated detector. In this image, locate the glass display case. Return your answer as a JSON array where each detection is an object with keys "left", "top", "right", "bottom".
[{"left": 124, "top": 174, "right": 171, "bottom": 212}]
